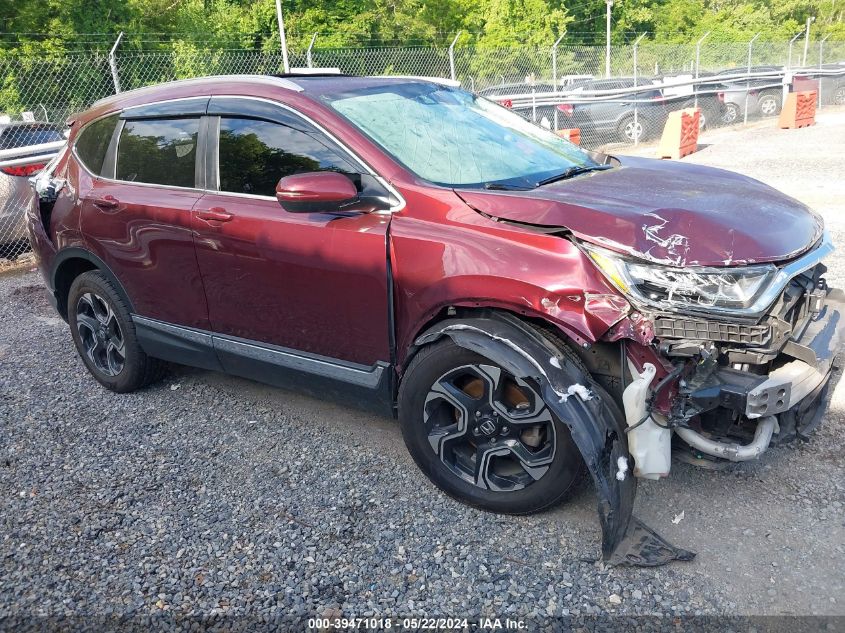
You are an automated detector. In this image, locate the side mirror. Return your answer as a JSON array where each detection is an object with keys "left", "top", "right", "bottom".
[{"left": 275, "top": 171, "right": 359, "bottom": 213}]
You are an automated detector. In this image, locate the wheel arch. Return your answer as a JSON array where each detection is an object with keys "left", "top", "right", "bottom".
[
  {"left": 51, "top": 247, "right": 134, "bottom": 320},
  {"left": 399, "top": 304, "right": 594, "bottom": 378}
]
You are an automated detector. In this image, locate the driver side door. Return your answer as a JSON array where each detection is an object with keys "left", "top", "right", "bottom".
[{"left": 192, "top": 100, "right": 395, "bottom": 369}]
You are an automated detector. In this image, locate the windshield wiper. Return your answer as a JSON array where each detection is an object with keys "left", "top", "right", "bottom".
[
  {"left": 535, "top": 164, "right": 612, "bottom": 187},
  {"left": 483, "top": 182, "right": 534, "bottom": 191}
]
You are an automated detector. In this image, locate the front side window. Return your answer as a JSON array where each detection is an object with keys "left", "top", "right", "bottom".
[
  {"left": 75, "top": 115, "right": 117, "bottom": 175},
  {"left": 324, "top": 83, "right": 597, "bottom": 188},
  {"left": 218, "top": 117, "right": 356, "bottom": 197},
  {"left": 116, "top": 118, "right": 198, "bottom": 187}
]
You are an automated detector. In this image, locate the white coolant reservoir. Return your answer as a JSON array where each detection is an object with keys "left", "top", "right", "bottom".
[{"left": 622, "top": 363, "right": 672, "bottom": 480}]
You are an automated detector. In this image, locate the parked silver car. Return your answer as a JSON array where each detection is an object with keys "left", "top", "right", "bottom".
[
  {"left": 699, "top": 66, "right": 785, "bottom": 124},
  {"left": 714, "top": 65, "right": 845, "bottom": 124},
  {"left": 0, "top": 122, "right": 65, "bottom": 257}
]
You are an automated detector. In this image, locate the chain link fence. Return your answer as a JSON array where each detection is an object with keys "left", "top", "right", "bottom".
[{"left": 1, "top": 38, "right": 844, "bottom": 260}]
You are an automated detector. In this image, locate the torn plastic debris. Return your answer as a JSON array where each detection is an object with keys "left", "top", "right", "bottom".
[
  {"left": 416, "top": 312, "right": 695, "bottom": 567},
  {"left": 559, "top": 383, "right": 593, "bottom": 402}
]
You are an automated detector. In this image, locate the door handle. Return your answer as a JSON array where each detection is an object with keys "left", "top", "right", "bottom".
[
  {"left": 197, "top": 207, "right": 234, "bottom": 223},
  {"left": 93, "top": 195, "right": 119, "bottom": 209}
]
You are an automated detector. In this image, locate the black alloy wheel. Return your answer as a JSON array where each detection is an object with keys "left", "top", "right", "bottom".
[
  {"left": 423, "top": 363, "right": 556, "bottom": 491},
  {"left": 399, "top": 339, "right": 586, "bottom": 514},
  {"left": 67, "top": 270, "right": 164, "bottom": 392},
  {"left": 75, "top": 291, "right": 126, "bottom": 377}
]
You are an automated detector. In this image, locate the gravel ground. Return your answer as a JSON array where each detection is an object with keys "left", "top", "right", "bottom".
[{"left": 1, "top": 110, "right": 844, "bottom": 628}]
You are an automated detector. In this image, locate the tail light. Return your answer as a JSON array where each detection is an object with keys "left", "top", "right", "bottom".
[
  {"left": 652, "top": 94, "right": 666, "bottom": 103},
  {"left": 717, "top": 92, "right": 725, "bottom": 102},
  {"left": 749, "top": 89, "right": 759, "bottom": 96},
  {"left": 556, "top": 103, "right": 574, "bottom": 116},
  {"left": 1, "top": 163, "right": 46, "bottom": 177},
  {"left": 499, "top": 99, "right": 513, "bottom": 109}
]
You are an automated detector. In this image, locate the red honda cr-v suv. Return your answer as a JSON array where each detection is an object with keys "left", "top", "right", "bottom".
[{"left": 28, "top": 74, "right": 843, "bottom": 566}]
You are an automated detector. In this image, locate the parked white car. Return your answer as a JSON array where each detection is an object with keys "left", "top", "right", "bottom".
[{"left": 0, "top": 122, "right": 66, "bottom": 257}]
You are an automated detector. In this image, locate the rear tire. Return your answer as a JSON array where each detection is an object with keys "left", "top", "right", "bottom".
[
  {"left": 68, "top": 271, "right": 164, "bottom": 393},
  {"left": 616, "top": 115, "right": 646, "bottom": 143},
  {"left": 398, "top": 337, "right": 586, "bottom": 514}
]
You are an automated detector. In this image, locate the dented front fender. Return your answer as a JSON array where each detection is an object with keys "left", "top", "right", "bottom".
[{"left": 416, "top": 312, "right": 695, "bottom": 566}]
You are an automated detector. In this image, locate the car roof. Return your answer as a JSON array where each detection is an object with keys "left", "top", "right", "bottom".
[{"left": 88, "top": 74, "right": 457, "bottom": 111}]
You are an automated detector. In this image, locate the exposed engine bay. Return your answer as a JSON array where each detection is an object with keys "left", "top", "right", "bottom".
[{"left": 591, "top": 251, "right": 844, "bottom": 476}]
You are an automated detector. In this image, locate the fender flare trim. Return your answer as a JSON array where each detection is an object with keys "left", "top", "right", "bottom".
[{"left": 50, "top": 247, "right": 135, "bottom": 317}]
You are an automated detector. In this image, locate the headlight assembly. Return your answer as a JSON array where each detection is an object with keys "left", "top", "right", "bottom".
[{"left": 581, "top": 242, "right": 779, "bottom": 315}]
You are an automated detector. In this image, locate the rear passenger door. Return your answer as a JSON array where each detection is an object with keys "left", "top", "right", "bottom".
[{"left": 80, "top": 101, "right": 211, "bottom": 331}]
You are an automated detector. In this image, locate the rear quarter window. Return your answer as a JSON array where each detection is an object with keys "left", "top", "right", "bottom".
[{"left": 74, "top": 115, "right": 118, "bottom": 176}]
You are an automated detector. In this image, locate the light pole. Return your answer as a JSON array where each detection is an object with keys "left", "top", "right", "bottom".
[
  {"left": 605, "top": 0, "right": 613, "bottom": 78},
  {"left": 694, "top": 31, "right": 711, "bottom": 109},
  {"left": 802, "top": 16, "right": 815, "bottom": 67},
  {"left": 275, "top": 0, "right": 290, "bottom": 73}
]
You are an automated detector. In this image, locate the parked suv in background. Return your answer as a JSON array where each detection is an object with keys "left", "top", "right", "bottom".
[
  {"left": 0, "top": 121, "right": 65, "bottom": 257},
  {"left": 554, "top": 78, "right": 669, "bottom": 143},
  {"left": 27, "top": 75, "right": 844, "bottom": 566}
]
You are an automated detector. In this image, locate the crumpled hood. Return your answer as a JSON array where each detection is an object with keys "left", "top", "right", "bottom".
[{"left": 457, "top": 155, "right": 824, "bottom": 267}]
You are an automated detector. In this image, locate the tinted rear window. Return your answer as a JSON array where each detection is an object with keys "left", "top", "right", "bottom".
[
  {"left": 0, "top": 124, "right": 63, "bottom": 150},
  {"left": 74, "top": 115, "right": 117, "bottom": 175},
  {"left": 116, "top": 118, "right": 198, "bottom": 187}
]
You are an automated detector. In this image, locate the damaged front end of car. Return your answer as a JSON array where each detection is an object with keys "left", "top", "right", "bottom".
[
  {"left": 420, "top": 222, "right": 842, "bottom": 568},
  {"left": 581, "top": 230, "right": 844, "bottom": 470},
  {"left": 445, "top": 156, "right": 842, "bottom": 566}
]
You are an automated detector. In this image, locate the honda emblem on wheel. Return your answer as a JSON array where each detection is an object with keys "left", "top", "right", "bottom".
[{"left": 478, "top": 418, "right": 497, "bottom": 436}]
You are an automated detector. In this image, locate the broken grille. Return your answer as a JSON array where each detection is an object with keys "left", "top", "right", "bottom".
[{"left": 654, "top": 316, "right": 772, "bottom": 345}]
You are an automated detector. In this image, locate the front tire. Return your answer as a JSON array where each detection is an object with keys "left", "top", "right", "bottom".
[
  {"left": 398, "top": 338, "right": 584, "bottom": 514},
  {"left": 68, "top": 271, "right": 164, "bottom": 393},
  {"left": 721, "top": 102, "right": 740, "bottom": 125}
]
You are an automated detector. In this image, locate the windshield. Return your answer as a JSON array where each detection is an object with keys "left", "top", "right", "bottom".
[{"left": 324, "top": 83, "right": 599, "bottom": 188}]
